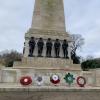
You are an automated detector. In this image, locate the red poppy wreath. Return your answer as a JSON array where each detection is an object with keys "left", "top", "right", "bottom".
[
  {"left": 50, "top": 74, "right": 60, "bottom": 84},
  {"left": 77, "top": 76, "right": 86, "bottom": 87},
  {"left": 20, "top": 76, "right": 32, "bottom": 86}
]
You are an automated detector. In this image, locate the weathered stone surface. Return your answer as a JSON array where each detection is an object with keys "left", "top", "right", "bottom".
[
  {"left": 13, "top": 57, "right": 81, "bottom": 70},
  {"left": 0, "top": 88, "right": 100, "bottom": 100},
  {"left": 25, "top": 29, "right": 71, "bottom": 40},
  {"left": 2, "top": 70, "right": 17, "bottom": 83},
  {"left": 0, "top": 68, "right": 96, "bottom": 87},
  {"left": 31, "top": 0, "right": 66, "bottom": 32},
  {"left": 95, "top": 69, "right": 100, "bottom": 86}
]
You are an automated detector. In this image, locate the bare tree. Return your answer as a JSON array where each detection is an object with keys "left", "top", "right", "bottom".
[
  {"left": 70, "top": 34, "right": 84, "bottom": 53},
  {"left": 70, "top": 34, "right": 84, "bottom": 64}
]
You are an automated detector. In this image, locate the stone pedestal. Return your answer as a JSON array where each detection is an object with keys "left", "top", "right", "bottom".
[
  {"left": 0, "top": 68, "right": 95, "bottom": 86},
  {"left": 14, "top": 57, "right": 72, "bottom": 68},
  {"left": 24, "top": 29, "right": 72, "bottom": 58}
]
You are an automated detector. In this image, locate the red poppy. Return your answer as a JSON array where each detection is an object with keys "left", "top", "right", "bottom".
[{"left": 20, "top": 76, "right": 32, "bottom": 86}]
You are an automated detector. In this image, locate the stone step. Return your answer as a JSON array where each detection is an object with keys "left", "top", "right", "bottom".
[
  {"left": 22, "top": 57, "right": 71, "bottom": 68},
  {"left": 13, "top": 57, "right": 81, "bottom": 70}
]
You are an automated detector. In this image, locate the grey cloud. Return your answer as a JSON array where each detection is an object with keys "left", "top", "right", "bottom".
[
  {"left": 64, "top": 0, "right": 100, "bottom": 58},
  {"left": 0, "top": 0, "right": 34, "bottom": 52}
]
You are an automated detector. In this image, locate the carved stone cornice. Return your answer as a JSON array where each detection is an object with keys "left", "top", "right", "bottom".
[{"left": 25, "top": 28, "right": 72, "bottom": 41}]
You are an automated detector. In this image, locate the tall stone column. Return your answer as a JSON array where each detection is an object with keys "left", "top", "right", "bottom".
[{"left": 31, "top": 0, "right": 66, "bottom": 32}]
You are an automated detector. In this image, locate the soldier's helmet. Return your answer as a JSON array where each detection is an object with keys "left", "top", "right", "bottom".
[
  {"left": 48, "top": 38, "right": 51, "bottom": 41},
  {"left": 31, "top": 37, "right": 34, "bottom": 39},
  {"left": 56, "top": 39, "right": 59, "bottom": 41}
]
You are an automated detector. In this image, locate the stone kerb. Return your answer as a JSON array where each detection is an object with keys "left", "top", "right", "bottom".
[{"left": 0, "top": 88, "right": 100, "bottom": 100}]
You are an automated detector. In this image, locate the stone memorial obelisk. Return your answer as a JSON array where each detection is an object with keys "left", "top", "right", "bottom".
[
  {"left": 0, "top": 0, "right": 100, "bottom": 100},
  {"left": 19, "top": 0, "right": 76, "bottom": 69},
  {"left": 24, "top": 0, "right": 70, "bottom": 51}
]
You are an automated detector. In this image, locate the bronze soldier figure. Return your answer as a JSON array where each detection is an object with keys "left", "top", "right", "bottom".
[
  {"left": 54, "top": 39, "right": 61, "bottom": 57},
  {"left": 62, "top": 39, "right": 68, "bottom": 58},
  {"left": 28, "top": 37, "right": 36, "bottom": 57},
  {"left": 37, "top": 38, "right": 44, "bottom": 57},
  {"left": 46, "top": 38, "right": 53, "bottom": 57},
  {"left": 23, "top": 42, "right": 25, "bottom": 55}
]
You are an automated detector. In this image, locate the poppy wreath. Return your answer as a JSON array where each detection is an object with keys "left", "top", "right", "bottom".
[
  {"left": 50, "top": 74, "right": 60, "bottom": 84},
  {"left": 20, "top": 76, "right": 32, "bottom": 86},
  {"left": 77, "top": 76, "right": 86, "bottom": 87},
  {"left": 64, "top": 73, "right": 75, "bottom": 86},
  {"left": 35, "top": 76, "right": 44, "bottom": 86}
]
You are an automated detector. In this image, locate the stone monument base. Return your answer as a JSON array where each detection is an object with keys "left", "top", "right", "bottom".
[{"left": 0, "top": 63, "right": 99, "bottom": 100}]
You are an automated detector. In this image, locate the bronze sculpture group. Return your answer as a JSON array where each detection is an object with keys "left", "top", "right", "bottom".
[{"left": 28, "top": 37, "right": 69, "bottom": 58}]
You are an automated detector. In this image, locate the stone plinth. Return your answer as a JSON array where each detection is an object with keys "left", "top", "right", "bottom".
[
  {"left": 13, "top": 57, "right": 81, "bottom": 70},
  {"left": 0, "top": 68, "right": 95, "bottom": 87},
  {"left": 0, "top": 67, "right": 98, "bottom": 100}
]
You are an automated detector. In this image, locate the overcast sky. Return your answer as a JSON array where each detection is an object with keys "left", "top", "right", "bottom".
[{"left": 0, "top": 0, "right": 100, "bottom": 58}]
